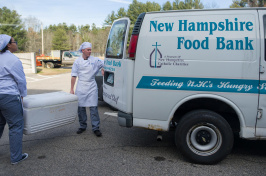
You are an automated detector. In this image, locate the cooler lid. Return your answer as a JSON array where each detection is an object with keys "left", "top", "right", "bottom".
[{"left": 23, "top": 91, "right": 78, "bottom": 109}]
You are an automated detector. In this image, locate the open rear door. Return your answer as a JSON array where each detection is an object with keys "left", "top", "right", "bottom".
[{"left": 103, "top": 18, "right": 133, "bottom": 113}]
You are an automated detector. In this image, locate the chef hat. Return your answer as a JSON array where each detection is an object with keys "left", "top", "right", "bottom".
[
  {"left": 78, "top": 42, "right": 92, "bottom": 53},
  {"left": 0, "top": 34, "right": 11, "bottom": 51}
]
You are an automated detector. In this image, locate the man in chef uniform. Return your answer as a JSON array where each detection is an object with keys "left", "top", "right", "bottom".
[{"left": 70, "top": 42, "right": 104, "bottom": 137}]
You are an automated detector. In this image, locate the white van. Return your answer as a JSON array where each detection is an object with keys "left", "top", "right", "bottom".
[{"left": 103, "top": 8, "right": 266, "bottom": 164}]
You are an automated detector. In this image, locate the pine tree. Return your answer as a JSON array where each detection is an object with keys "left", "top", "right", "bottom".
[
  {"left": 0, "top": 7, "right": 27, "bottom": 51},
  {"left": 127, "top": 0, "right": 147, "bottom": 25},
  {"left": 104, "top": 11, "right": 117, "bottom": 26},
  {"left": 163, "top": 1, "right": 173, "bottom": 11},
  {"left": 172, "top": 0, "right": 204, "bottom": 10},
  {"left": 145, "top": 2, "right": 161, "bottom": 12},
  {"left": 116, "top": 8, "right": 127, "bottom": 19},
  {"left": 52, "top": 28, "right": 70, "bottom": 50}
]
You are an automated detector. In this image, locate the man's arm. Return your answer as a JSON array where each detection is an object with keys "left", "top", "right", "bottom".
[
  {"left": 70, "top": 76, "right": 77, "bottom": 94},
  {"left": 98, "top": 58, "right": 104, "bottom": 76},
  {"left": 70, "top": 59, "right": 78, "bottom": 94}
]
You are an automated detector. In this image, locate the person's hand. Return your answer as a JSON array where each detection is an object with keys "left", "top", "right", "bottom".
[
  {"left": 101, "top": 68, "right": 104, "bottom": 76},
  {"left": 70, "top": 90, "right": 74, "bottom": 94}
]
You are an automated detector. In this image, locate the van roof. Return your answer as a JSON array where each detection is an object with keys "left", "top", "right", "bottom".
[{"left": 146, "top": 7, "right": 266, "bottom": 14}]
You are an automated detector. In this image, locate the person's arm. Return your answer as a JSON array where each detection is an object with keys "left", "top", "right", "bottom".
[
  {"left": 70, "top": 76, "right": 77, "bottom": 94},
  {"left": 101, "top": 68, "right": 104, "bottom": 76},
  {"left": 70, "top": 60, "right": 78, "bottom": 94},
  {"left": 12, "top": 60, "right": 27, "bottom": 97},
  {"left": 98, "top": 59, "right": 104, "bottom": 76}
]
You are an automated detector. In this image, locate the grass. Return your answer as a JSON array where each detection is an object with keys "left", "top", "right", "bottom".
[{"left": 37, "top": 67, "right": 72, "bottom": 75}]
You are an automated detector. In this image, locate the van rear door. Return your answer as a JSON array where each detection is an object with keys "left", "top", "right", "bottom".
[{"left": 103, "top": 18, "right": 133, "bottom": 113}]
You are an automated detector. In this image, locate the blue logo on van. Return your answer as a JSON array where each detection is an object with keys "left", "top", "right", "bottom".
[{"left": 150, "top": 42, "right": 162, "bottom": 68}]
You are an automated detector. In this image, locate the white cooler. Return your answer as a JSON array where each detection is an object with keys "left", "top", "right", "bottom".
[{"left": 23, "top": 91, "right": 78, "bottom": 135}]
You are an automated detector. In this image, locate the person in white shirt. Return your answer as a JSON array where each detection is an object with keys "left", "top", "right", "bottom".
[
  {"left": 0, "top": 34, "right": 28, "bottom": 164},
  {"left": 70, "top": 42, "right": 104, "bottom": 137}
]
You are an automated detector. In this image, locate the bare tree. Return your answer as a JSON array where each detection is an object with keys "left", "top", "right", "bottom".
[{"left": 23, "top": 16, "right": 42, "bottom": 53}]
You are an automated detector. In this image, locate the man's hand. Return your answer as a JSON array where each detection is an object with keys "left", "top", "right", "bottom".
[
  {"left": 101, "top": 68, "right": 104, "bottom": 76},
  {"left": 70, "top": 90, "right": 74, "bottom": 94}
]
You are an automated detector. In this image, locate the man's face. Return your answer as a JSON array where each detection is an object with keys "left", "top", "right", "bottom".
[{"left": 82, "top": 47, "right": 91, "bottom": 58}]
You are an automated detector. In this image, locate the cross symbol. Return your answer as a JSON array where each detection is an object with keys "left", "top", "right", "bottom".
[{"left": 152, "top": 42, "right": 161, "bottom": 68}]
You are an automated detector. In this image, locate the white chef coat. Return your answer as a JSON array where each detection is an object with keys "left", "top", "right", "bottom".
[{"left": 71, "top": 56, "right": 104, "bottom": 107}]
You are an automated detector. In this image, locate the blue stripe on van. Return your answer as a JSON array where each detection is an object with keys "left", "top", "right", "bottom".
[{"left": 136, "top": 76, "right": 266, "bottom": 94}]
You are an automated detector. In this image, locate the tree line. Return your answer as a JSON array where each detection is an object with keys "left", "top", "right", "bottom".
[
  {"left": 0, "top": 0, "right": 264, "bottom": 56},
  {"left": 230, "top": 0, "right": 265, "bottom": 8},
  {"left": 0, "top": 6, "right": 111, "bottom": 55}
]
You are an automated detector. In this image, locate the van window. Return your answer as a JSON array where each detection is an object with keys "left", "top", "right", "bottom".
[
  {"left": 106, "top": 20, "right": 128, "bottom": 59},
  {"left": 264, "top": 15, "right": 266, "bottom": 61}
]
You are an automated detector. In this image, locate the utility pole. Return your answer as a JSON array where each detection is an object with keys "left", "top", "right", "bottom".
[{"left": 41, "top": 23, "right": 44, "bottom": 55}]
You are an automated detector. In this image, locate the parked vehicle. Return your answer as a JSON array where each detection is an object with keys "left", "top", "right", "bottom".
[
  {"left": 36, "top": 57, "right": 42, "bottom": 67},
  {"left": 36, "top": 50, "right": 80, "bottom": 68},
  {"left": 103, "top": 8, "right": 266, "bottom": 164}
]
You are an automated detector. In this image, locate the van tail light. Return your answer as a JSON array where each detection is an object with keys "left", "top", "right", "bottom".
[
  {"left": 128, "top": 34, "right": 139, "bottom": 58},
  {"left": 128, "top": 13, "right": 145, "bottom": 59}
]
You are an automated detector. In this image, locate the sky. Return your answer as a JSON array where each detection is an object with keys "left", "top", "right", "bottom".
[{"left": 0, "top": 0, "right": 233, "bottom": 28}]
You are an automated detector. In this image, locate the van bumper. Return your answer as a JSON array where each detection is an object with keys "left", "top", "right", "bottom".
[{"left": 118, "top": 111, "right": 133, "bottom": 127}]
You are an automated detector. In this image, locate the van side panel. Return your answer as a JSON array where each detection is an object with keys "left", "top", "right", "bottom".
[{"left": 133, "top": 10, "right": 259, "bottom": 133}]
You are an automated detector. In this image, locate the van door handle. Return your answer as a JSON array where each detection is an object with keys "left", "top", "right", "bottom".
[
  {"left": 257, "top": 109, "right": 263, "bottom": 119},
  {"left": 260, "top": 65, "right": 265, "bottom": 74}
]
